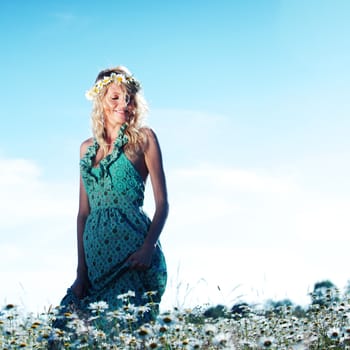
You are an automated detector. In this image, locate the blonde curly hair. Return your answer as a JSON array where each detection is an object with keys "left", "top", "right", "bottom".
[{"left": 89, "top": 66, "right": 148, "bottom": 157}]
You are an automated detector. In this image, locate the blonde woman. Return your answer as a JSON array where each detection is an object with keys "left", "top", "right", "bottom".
[{"left": 54, "top": 66, "right": 168, "bottom": 327}]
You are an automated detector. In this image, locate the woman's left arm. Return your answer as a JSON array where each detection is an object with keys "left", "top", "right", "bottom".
[
  {"left": 127, "top": 128, "right": 169, "bottom": 270},
  {"left": 143, "top": 128, "right": 169, "bottom": 246}
]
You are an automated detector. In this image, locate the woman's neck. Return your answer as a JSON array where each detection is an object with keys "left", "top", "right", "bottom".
[{"left": 104, "top": 122, "right": 124, "bottom": 144}]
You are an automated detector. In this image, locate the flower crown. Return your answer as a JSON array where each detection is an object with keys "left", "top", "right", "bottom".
[{"left": 85, "top": 72, "right": 141, "bottom": 100}]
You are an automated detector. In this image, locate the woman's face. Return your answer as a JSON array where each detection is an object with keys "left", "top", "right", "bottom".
[{"left": 102, "top": 83, "right": 132, "bottom": 125}]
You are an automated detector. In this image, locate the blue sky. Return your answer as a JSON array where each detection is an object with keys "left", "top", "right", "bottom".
[{"left": 1, "top": 0, "right": 350, "bottom": 312}]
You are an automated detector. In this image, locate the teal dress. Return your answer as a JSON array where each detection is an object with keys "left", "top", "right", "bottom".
[{"left": 55, "top": 124, "right": 167, "bottom": 325}]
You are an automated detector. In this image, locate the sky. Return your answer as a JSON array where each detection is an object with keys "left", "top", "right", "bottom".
[{"left": 1, "top": 0, "right": 350, "bottom": 313}]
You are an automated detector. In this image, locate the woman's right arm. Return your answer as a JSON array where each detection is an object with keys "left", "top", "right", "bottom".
[
  {"left": 71, "top": 141, "right": 91, "bottom": 298},
  {"left": 76, "top": 174, "right": 90, "bottom": 278}
]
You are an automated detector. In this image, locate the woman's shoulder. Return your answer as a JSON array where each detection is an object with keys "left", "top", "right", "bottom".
[
  {"left": 139, "top": 126, "right": 158, "bottom": 141},
  {"left": 80, "top": 137, "right": 94, "bottom": 158},
  {"left": 139, "top": 127, "right": 161, "bottom": 152}
]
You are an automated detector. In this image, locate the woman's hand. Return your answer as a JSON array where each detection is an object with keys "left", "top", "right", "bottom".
[
  {"left": 126, "top": 243, "right": 155, "bottom": 271},
  {"left": 71, "top": 275, "right": 90, "bottom": 299}
]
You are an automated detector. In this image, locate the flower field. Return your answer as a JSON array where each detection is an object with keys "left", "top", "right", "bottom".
[{"left": 1, "top": 288, "right": 350, "bottom": 349}]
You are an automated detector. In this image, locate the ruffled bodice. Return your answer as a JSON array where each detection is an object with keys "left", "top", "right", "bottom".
[{"left": 80, "top": 123, "right": 145, "bottom": 211}]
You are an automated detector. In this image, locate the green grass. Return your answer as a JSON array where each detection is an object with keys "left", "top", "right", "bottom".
[{"left": 1, "top": 288, "right": 350, "bottom": 349}]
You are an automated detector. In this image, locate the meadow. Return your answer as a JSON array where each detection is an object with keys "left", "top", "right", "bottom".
[{"left": 1, "top": 287, "right": 350, "bottom": 349}]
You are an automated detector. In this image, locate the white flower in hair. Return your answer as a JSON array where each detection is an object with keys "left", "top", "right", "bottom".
[{"left": 85, "top": 71, "right": 140, "bottom": 100}]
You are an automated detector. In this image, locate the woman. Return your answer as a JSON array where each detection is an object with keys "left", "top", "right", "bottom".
[{"left": 54, "top": 66, "right": 168, "bottom": 327}]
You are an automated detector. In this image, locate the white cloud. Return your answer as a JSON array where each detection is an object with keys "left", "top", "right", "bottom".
[
  {"left": 101, "top": 116, "right": 342, "bottom": 306},
  {"left": 295, "top": 196, "right": 350, "bottom": 241},
  {"left": 0, "top": 157, "right": 77, "bottom": 311},
  {"left": 149, "top": 108, "right": 236, "bottom": 166},
  {"left": 170, "top": 165, "right": 298, "bottom": 194},
  {"left": 0, "top": 157, "right": 77, "bottom": 229},
  {"left": 156, "top": 163, "right": 350, "bottom": 309},
  {"left": 0, "top": 158, "right": 40, "bottom": 184}
]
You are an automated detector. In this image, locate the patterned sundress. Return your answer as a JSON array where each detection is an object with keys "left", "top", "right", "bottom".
[{"left": 54, "top": 123, "right": 167, "bottom": 326}]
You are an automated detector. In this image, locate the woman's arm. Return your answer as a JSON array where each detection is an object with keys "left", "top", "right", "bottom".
[
  {"left": 127, "top": 128, "right": 169, "bottom": 270},
  {"left": 76, "top": 174, "right": 90, "bottom": 278},
  {"left": 71, "top": 140, "right": 91, "bottom": 297},
  {"left": 143, "top": 128, "right": 169, "bottom": 247}
]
